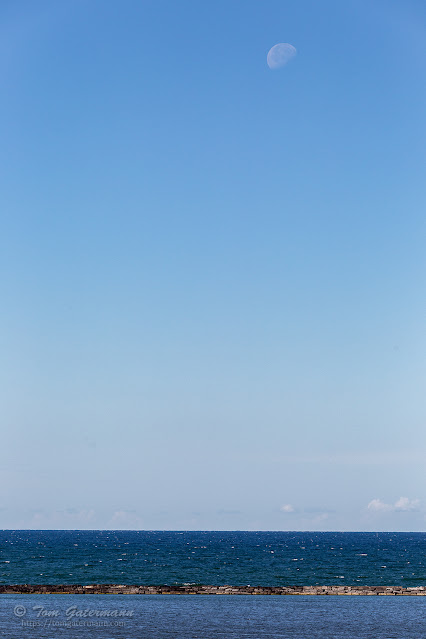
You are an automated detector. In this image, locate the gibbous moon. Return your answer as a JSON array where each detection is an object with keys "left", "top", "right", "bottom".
[{"left": 267, "top": 43, "right": 297, "bottom": 69}]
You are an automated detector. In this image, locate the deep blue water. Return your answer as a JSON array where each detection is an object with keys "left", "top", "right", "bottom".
[
  {"left": 2, "top": 594, "right": 426, "bottom": 639},
  {"left": 1, "top": 530, "right": 426, "bottom": 586}
]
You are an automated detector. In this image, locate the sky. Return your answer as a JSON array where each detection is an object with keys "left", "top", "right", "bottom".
[{"left": 1, "top": 0, "right": 426, "bottom": 532}]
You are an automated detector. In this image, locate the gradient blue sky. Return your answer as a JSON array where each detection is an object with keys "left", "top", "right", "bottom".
[{"left": 1, "top": 0, "right": 426, "bottom": 531}]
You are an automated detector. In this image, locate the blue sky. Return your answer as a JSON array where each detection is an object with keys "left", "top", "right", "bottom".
[{"left": 1, "top": 0, "right": 426, "bottom": 531}]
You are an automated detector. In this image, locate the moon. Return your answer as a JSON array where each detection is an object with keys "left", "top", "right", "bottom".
[{"left": 267, "top": 43, "right": 297, "bottom": 69}]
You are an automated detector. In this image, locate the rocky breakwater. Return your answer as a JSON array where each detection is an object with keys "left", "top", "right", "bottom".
[{"left": 1, "top": 585, "right": 426, "bottom": 595}]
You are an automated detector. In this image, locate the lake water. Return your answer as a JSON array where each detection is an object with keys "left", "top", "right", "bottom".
[
  {"left": 1, "top": 530, "right": 426, "bottom": 586},
  {"left": 1, "top": 593, "right": 426, "bottom": 639}
]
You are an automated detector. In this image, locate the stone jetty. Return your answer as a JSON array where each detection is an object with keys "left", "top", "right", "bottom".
[{"left": 1, "top": 584, "right": 426, "bottom": 596}]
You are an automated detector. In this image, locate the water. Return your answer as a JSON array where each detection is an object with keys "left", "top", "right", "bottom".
[
  {"left": 1, "top": 530, "right": 426, "bottom": 586},
  {"left": 1, "top": 593, "right": 426, "bottom": 639}
]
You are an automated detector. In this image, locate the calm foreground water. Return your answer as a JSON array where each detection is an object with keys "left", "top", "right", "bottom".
[
  {"left": 1, "top": 593, "right": 426, "bottom": 639},
  {"left": 1, "top": 530, "right": 426, "bottom": 586}
]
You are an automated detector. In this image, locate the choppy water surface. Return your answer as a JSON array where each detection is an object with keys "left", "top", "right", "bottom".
[{"left": 1, "top": 530, "right": 426, "bottom": 586}]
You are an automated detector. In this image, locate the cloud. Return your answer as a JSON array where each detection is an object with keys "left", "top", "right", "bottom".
[
  {"left": 367, "top": 497, "right": 420, "bottom": 513},
  {"left": 394, "top": 497, "right": 420, "bottom": 511},
  {"left": 367, "top": 499, "right": 393, "bottom": 512},
  {"left": 304, "top": 507, "right": 336, "bottom": 514},
  {"left": 312, "top": 512, "right": 328, "bottom": 524},
  {"left": 280, "top": 504, "right": 295, "bottom": 513},
  {"left": 108, "top": 510, "right": 144, "bottom": 529}
]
